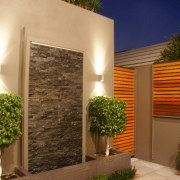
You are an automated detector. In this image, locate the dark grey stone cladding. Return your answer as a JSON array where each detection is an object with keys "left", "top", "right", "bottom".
[{"left": 28, "top": 43, "right": 83, "bottom": 174}]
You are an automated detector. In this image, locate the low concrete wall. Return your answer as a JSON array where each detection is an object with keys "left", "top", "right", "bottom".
[
  {"left": 152, "top": 116, "right": 180, "bottom": 167},
  {"left": 15, "top": 150, "right": 131, "bottom": 180}
]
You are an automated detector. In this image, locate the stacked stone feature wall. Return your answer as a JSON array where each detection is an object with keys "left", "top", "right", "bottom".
[{"left": 28, "top": 43, "right": 83, "bottom": 174}]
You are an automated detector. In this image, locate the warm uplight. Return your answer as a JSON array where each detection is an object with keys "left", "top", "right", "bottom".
[
  {"left": 94, "top": 82, "right": 103, "bottom": 96},
  {"left": 0, "top": 41, "right": 4, "bottom": 63},
  {"left": 94, "top": 45, "right": 105, "bottom": 76},
  {"left": 0, "top": 36, "right": 7, "bottom": 64},
  {"left": 0, "top": 79, "right": 7, "bottom": 93},
  {"left": 0, "top": 37, "right": 7, "bottom": 93}
]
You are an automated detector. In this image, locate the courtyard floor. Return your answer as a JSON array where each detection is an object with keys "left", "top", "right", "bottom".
[{"left": 131, "top": 158, "right": 180, "bottom": 180}]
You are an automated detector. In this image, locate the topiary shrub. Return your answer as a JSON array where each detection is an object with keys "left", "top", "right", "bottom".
[
  {"left": 89, "top": 96, "right": 127, "bottom": 156},
  {"left": 109, "top": 167, "right": 136, "bottom": 180},
  {"left": 154, "top": 33, "right": 180, "bottom": 64},
  {"left": 0, "top": 92, "right": 22, "bottom": 148},
  {"left": 0, "top": 92, "right": 23, "bottom": 178}
]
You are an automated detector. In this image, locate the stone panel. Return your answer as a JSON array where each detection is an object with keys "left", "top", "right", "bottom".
[{"left": 28, "top": 43, "right": 83, "bottom": 174}]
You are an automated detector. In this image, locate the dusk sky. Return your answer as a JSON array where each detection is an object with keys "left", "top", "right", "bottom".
[{"left": 98, "top": 0, "right": 180, "bottom": 52}]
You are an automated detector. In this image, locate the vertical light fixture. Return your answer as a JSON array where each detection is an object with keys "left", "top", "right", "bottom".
[{"left": 98, "top": 74, "right": 104, "bottom": 82}]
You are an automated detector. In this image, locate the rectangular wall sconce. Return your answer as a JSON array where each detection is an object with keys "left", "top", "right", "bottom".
[{"left": 98, "top": 75, "right": 104, "bottom": 82}]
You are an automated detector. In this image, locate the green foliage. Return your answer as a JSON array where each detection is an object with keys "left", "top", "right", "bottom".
[
  {"left": 89, "top": 96, "right": 127, "bottom": 137},
  {"left": 89, "top": 0, "right": 102, "bottom": 12},
  {"left": 0, "top": 92, "right": 23, "bottom": 148},
  {"left": 90, "top": 174, "right": 108, "bottom": 180},
  {"left": 62, "top": 0, "right": 102, "bottom": 12},
  {"left": 89, "top": 167, "right": 136, "bottom": 180},
  {"left": 154, "top": 33, "right": 180, "bottom": 64},
  {"left": 109, "top": 167, "right": 136, "bottom": 180},
  {"left": 178, "top": 150, "right": 180, "bottom": 158}
]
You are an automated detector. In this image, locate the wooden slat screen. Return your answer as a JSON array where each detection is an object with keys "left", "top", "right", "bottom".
[
  {"left": 114, "top": 66, "right": 135, "bottom": 155},
  {"left": 153, "top": 61, "right": 180, "bottom": 116}
]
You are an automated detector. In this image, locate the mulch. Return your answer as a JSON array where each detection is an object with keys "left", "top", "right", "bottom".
[{"left": 1, "top": 173, "right": 18, "bottom": 180}]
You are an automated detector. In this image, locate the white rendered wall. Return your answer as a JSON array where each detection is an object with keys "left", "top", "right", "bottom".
[{"left": 0, "top": 0, "right": 114, "bottom": 173}]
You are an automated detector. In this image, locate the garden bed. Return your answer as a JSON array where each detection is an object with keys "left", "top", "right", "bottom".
[{"left": 0, "top": 167, "right": 31, "bottom": 180}]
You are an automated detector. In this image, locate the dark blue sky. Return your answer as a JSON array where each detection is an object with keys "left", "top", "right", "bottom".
[{"left": 98, "top": 0, "right": 180, "bottom": 52}]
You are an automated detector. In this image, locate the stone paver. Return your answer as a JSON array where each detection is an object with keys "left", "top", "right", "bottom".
[{"left": 131, "top": 158, "right": 180, "bottom": 180}]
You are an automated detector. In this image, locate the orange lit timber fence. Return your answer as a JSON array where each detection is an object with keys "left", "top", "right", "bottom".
[
  {"left": 153, "top": 61, "right": 180, "bottom": 117},
  {"left": 114, "top": 66, "right": 135, "bottom": 155}
]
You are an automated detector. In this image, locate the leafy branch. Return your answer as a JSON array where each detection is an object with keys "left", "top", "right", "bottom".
[
  {"left": 154, "top": 33, "right": 180, "bottom": 64},
  {"left": 62, "top": 0, "right": 102, "bottom": 12}
]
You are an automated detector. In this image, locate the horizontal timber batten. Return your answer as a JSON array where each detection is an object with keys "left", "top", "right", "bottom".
[
  {"left": 154, "top": 72, "right": 180, "bottom": 78},
  {"left": 154, "top": 87, "right": 180, "bottom": 91},
  {"left": 153, "top": 65, "right": 180, "bottom": 71},
  {"left": 114, "top": 87, "right": 134, "bottom": 91},
  {"left": 153, "top": 60, "right": 180, "bottom": 67},
  {"left": 114, "top": 74, "right": 134, "bottom": 79},
  {"left": 153, "top": 68, "right": 180, "bottom": 74},
  {"left": 154, "top": 91, "right": 180, "bottom": 95},
  {"left": 114, "top": 133, "right": 134, "bottom": 139},
  {"left": 114, "top": 77, "right": 135, "bottom": 82},
  {"left": 114, "top": 84, "right": 134, "bottom": 88},
  {"left": 114, "top": 66, "right": 135, "bottom": 155},
  {"left": 153, "top": 61, "right": 180, "bottom": 116},
  {"left": 114, "top": 136, "right": 134, "bottom": 142},
  {"left": 154, "top": 84, "right": 180, "bottom": 88},
  {"left": 114, "top": 67, "right": 134, "bottom": 72},
  {"left": 113, "top": 143, "right": 134, "bottom": 149}
]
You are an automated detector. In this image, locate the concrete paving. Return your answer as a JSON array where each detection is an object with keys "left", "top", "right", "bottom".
[{"left": 131, "top": 158, "right": 180, "bottom": 180}]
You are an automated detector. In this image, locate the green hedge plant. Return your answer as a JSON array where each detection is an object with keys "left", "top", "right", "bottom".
[
  {"left": 109, "top": 167, "right": 136, "bottom": 180},
  {"left": 89, "top": 96, "right": 127, "bottom": 156},
  {"left": 90, "top": 167, "right": 136, "bottom": 180},
  {"left": 90, "top": 174, "right": 108, "bottom": 180},
  {"left": 178, "top": 150, "right": 180, "bottom": 158}
]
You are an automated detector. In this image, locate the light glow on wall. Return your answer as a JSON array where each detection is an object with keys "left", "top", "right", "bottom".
[
  {"left": 0, "top": 27, "right": 9, "bottom": 64},
  {"left": 0, "top": 40, "right": 6, "bottom": 63},
  {"left": 0, "top": 79, "right": 7, "bottom": 93},
  {"left": 94, "top": 82, "right": 103, "bottom": 96},
  {"left": 94, "top": 46, "right": 105, "bottom": 76},
  {"left": 0, "top": 29, "right": 9, "bottom": 93}
]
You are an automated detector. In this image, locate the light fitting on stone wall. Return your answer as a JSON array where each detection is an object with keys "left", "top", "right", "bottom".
[{"left": 97, "top": 74, "right": 104, "bottom": 82}]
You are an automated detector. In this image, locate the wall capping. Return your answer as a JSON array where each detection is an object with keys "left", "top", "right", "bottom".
[{"left": 152, "top": 115, "right": 180, "bottom": 120}]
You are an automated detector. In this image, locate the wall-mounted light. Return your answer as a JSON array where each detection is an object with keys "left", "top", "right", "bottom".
[{"left": 98, "top": 75, "right": 104, "bottom": 82}]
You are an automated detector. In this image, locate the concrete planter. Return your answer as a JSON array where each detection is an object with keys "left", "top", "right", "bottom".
[{"left": 15, "top": 149, "right": 131, "bottom": 180}]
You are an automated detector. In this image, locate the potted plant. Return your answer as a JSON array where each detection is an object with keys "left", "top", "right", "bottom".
[
  {"left": 0, "top": 92, "right": 23, "bottom": 179},
  {"left": 176, "top": 150, "right": 180, "bottom": 171},
  {"left": 89, "top": 96, "right": 127, "bottom": 156}
]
